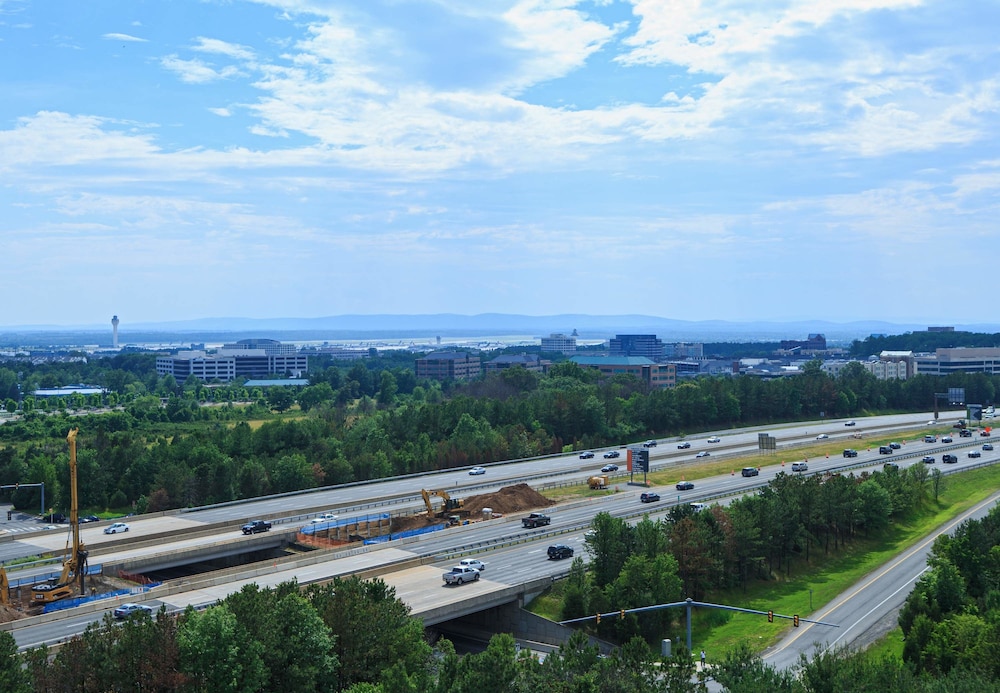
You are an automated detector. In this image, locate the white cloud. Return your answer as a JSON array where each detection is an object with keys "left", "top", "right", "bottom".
[
  {"left": 192, "top": 37, "right": 256, "bottom": 61},
  {"left": 103, "top": 32, "right": 147, "bottom": 42},
  {"left": 161, "top": 56, "right": 242, "bottom": 84}
]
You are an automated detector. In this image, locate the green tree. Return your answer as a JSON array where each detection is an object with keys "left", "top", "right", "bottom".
[
  {"left": 177, "top": 605, "right": 267, "bottom": 693},
  {"left": 0, "top": 630, "right": 29, "bottom": 693}
]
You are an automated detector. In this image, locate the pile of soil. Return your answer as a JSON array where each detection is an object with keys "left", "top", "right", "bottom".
[
  {"left": 391, "top": 483, "right": 554, "bottom": 533},
  {"left": 462, "top": 483, "right": 554, "bottom": 516}
]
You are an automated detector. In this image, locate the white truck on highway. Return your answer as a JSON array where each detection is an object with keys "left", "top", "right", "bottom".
[{"left": 442, "top": 565, "right": 481, "bottom": 585}]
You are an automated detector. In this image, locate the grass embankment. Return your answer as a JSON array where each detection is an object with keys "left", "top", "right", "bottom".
[{"left": 530, "top": 429, "right": 999, "bottom": 660}]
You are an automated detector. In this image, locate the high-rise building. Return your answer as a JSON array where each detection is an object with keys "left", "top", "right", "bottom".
[
  {"left": 111, "top": 315, "right": 119, "bottom": 349},
  {"left": 540, "top": 333, "right": 577, "bottom": 354}
]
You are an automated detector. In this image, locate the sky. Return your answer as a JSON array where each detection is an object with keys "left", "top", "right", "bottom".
[{"left": 2, "top": 0, "right": 999, "bottom": 328}]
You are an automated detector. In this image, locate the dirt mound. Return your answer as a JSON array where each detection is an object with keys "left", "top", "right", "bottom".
[
  {"left": 391, "top": 515, "right": 448, "bottom": 533},
  {"left": 462, "top": 483, "right": 554, "bottom": 516}
]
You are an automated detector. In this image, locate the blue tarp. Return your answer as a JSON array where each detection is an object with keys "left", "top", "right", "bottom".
[{"left": 363, "top": 523, "right": 445, "bottom": 543}]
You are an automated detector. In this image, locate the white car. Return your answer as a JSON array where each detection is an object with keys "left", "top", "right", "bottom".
[
  {"left": 310, "top": 513, "right": 338, "bottom": 524},
  {"left": 458, "top": 558, "right": 486, "bottom": 571},
  {"left": 468, "top": 466, "right": 486, "bottom": 475},
  {"left": 815, "top": 434, "right": 829, "bottom": 440},
  {"left": 104, "top": 522, "right": 129, "bottom": 534},
  {"left": 707, "top": 436, "right": 721, "bottom": 443}
]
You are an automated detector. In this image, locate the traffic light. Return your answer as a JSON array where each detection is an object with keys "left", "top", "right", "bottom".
[
  {"left": 793, "top": 615, "right": 800, "bottom": 627},
  {"left": 620, "top": 609, "right": 626, "bottom": 620},
  {"left": 596, "top": 613, "right": 601, "bottom": 625},
  {"left": 767, "top": 610, "right": 773, "bottom": 623}
]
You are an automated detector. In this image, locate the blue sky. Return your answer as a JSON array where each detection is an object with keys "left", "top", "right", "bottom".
[{"left": 2, "top": 0, "right": 999, "bottom": 327}]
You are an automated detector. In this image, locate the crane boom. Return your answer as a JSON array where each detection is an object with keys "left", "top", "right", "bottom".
[{"left": 31, "top": 428, "right": 88, "bottom": 604}]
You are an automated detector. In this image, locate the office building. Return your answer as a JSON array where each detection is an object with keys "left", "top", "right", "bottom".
[
  {"left": 415, "top": 352, "right": 481, "bottom": 380},
  {"left": 608, "top": 334, "right": 665, "bottom": 361},
  {"left": 571, "top": 356, "right": 676, "bottom": 389}
]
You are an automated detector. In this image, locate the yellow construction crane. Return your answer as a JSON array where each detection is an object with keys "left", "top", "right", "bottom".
[{"left": 31, "top": 428, "right": 89, "bottom": 604}]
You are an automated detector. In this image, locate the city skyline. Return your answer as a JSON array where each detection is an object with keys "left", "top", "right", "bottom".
[{"left": 3, "top": 1, "right": 998, "bottom": 326}]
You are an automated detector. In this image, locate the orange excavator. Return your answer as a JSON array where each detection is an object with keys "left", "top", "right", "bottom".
[{"left": 31, "top": 428, "right": 88, "bottom": 604}]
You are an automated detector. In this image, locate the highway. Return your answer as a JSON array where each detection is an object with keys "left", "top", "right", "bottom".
[
  {"left": 763, "top": 490, "right": 1000, "bottom": 670},
  {"left": 4, "top": 410, "right": 990, "bottom": 660}
]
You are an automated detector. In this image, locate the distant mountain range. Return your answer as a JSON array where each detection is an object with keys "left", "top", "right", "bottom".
[{"left": 3, "top": 314, "right": 999, "bottom": 347}]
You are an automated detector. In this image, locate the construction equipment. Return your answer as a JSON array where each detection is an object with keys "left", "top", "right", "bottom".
[
  {"left": 588, "top": 476, "right": 609, "bottom": 490},
  {"left": 0, "top": 567, "right": 8, "bottom": 606},
  {"left": 420, "top": 489, "right": 463, "bottom": 518},
  {"left": 32, "top": 429, "right": 89, "bottom": 604}
]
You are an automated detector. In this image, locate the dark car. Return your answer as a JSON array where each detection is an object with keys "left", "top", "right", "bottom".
[
  {"left": 675, "top": 481, "right": 694, "bottom": 491},
  {"left": 984, "top": 443, "right": 994, "bottom": 451},
  {"left": 642, "top": 440, "right": 658, "bottom": 448},
  {"left": 941, "top": 436, "right": 953, "bottom": 443},
  {"left": 547, "top": 545, "right": 574, "bottom": 560},
  {"left": 641, "top": 492, "right": 662, "bottom": 502},
  {"left": 983, "top": 430, "right": 993, "bottom": 437},
  {"left": 878, "top": 446, "right": 893, "bottom": 455},
  {"left": 79, "top": 515, "right": 100, "bottom": 523},
  {"left": 969, "top": 450, "right": 982, "bottom": 458},
  {"left": 960, "top": 429, "right": 973, "bottom": 437},
  {"left": 603, "top": 450, "right": 620, "bottom": 459},
  {"left": 843, "top": 449, "right": 858, "bottom": 458},
  {"left": 942, "top": 454, "right": 958, "bottom": 464},
  {"left": 41, "top": 513, "right": 68, "bottom": 524},
  {"left": 579, "top": 451, "right": 595, "bottom": 459},
  {"left": 677, "top": 442, "right": 691, "bottom": 449},
  {"left": 741, "top": 467, "right": 759, "bottom": 477},
  {"left": 601, "top": 464, "right": 619, "bottom": 473},
  {"left": 889, "top": 442, "right": 902, "bottom": 449},
  {"left": 922, "top": 456, "right": 936, "bottom": 464},
  {"left": 883, "top": 462, "right": 899, "bottom": 471}
]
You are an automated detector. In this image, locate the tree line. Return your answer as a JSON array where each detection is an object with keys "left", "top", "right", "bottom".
[
  {"left": 567, "top": 461, "right": 932, "bottom": 644},
  {"left": 1, "top": 355, "right": 997, "bottom": 515}
]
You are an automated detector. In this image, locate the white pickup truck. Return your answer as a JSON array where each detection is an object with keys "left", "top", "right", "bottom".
[{"left": 442, "top": 565, "right": 481, "bottom": 585}]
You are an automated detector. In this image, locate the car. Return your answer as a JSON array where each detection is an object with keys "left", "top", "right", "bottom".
[
  {"left": 815, "top": 434, "right": 829, "bottom": 440},
  {"left": 845, "top": 421, "right": 856, "bottom": 427},
  {"left": 922, "top": 456, "right": 936, "bottom": 464},
  {"left": 677, "top": 442, "right": 691, "bottom": 449},
  {"left": 982, "top": 430, "right": 992, "bottom": 437},
  {"left": 79, "top": 515, "right": 100, "bottom": 523},
  {"left": 707, "top": 436, "right": 721, "bottom": 443},
  {"left": 603, "top": 450, "right": 620, "bottom": 459},
  {"left": 642, "top": 440, "right": 658, "bottom": 448},
  {"left": 468, "top": 466, "right": 486, "bottom": 475},
  {"left": 579, "top": 451, "right": 595, "bottom": 459},
  {"left": 41, "top": 513, "right": 67, "bottom": 524},
  {"left": 690, "top": 502, "right": 708, "bottom": 512},
  {"left": 960, "top": 429, "right": 973, "bottom": 437},
  {"left": 843, "top": 449, "right": 858, "bottom": 458},
  {"left": 601, "top": 464, "right": 619, "bottom": 473},
  {"left": 883, "top": 462, "right": 899, "bottom": 471},
  {"left": 641, "top": 492, "right": 662, "bottom": 502},
  {"left": 675, "top": 481, "right": 694, "bottom": 491},
  {"left": 942, "top": 454, "right": 958, "bottom": 464},
  {"left": 104, "top": 522, "right": 129, "bottom": 534},
  {"left": 791, "top": 462, "right": 808, "bottom": 472},
  {"left": 310, "top": 513, "right": 338, "bottom": 524},
  {"left": 941, "top": 436, "right": 953, "bottom": 443},
  {"left": 741, "top": 467, "right": 759, "bottom": 477},
  {"left": 547, "top": 544, "right": 574, "bottom": 560},
  {"left": 984, "top": 443, "right": 994, "bottom": 451},
  {"left": 927, "top": 420, "right": 936, "bottom": 425},
  {"left": 924, "top": 435, "right": 937, "bottom": 443},
  {"left": 969, "top": 450, "right": 982, "bottom": 458},
  {"left": 458, "top": 558, "right": 486, "bottom": 571},
  {"left": 113, "top": 603, "right": 154, "bottom": 620},
  {"left": 889, "top": 442, "right": 901, "bottom": 449},
  {"left": 696, "top": 451, "right": 711, "bottom": 458}
]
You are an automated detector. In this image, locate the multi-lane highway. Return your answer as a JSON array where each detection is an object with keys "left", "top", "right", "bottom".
[{"left": 3, "top": 410, "right": 989, "bottom": 660}]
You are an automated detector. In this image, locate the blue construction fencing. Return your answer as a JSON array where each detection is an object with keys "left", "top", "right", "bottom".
[
  {"left": 364, "top": 523, "right": 445, "bottom": 543},
  {"left": 298, "top": 512, "right": 390, "bottom": 536},
  {"left": 41, "top": 579, "right": 162, "bottom": 613}
]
